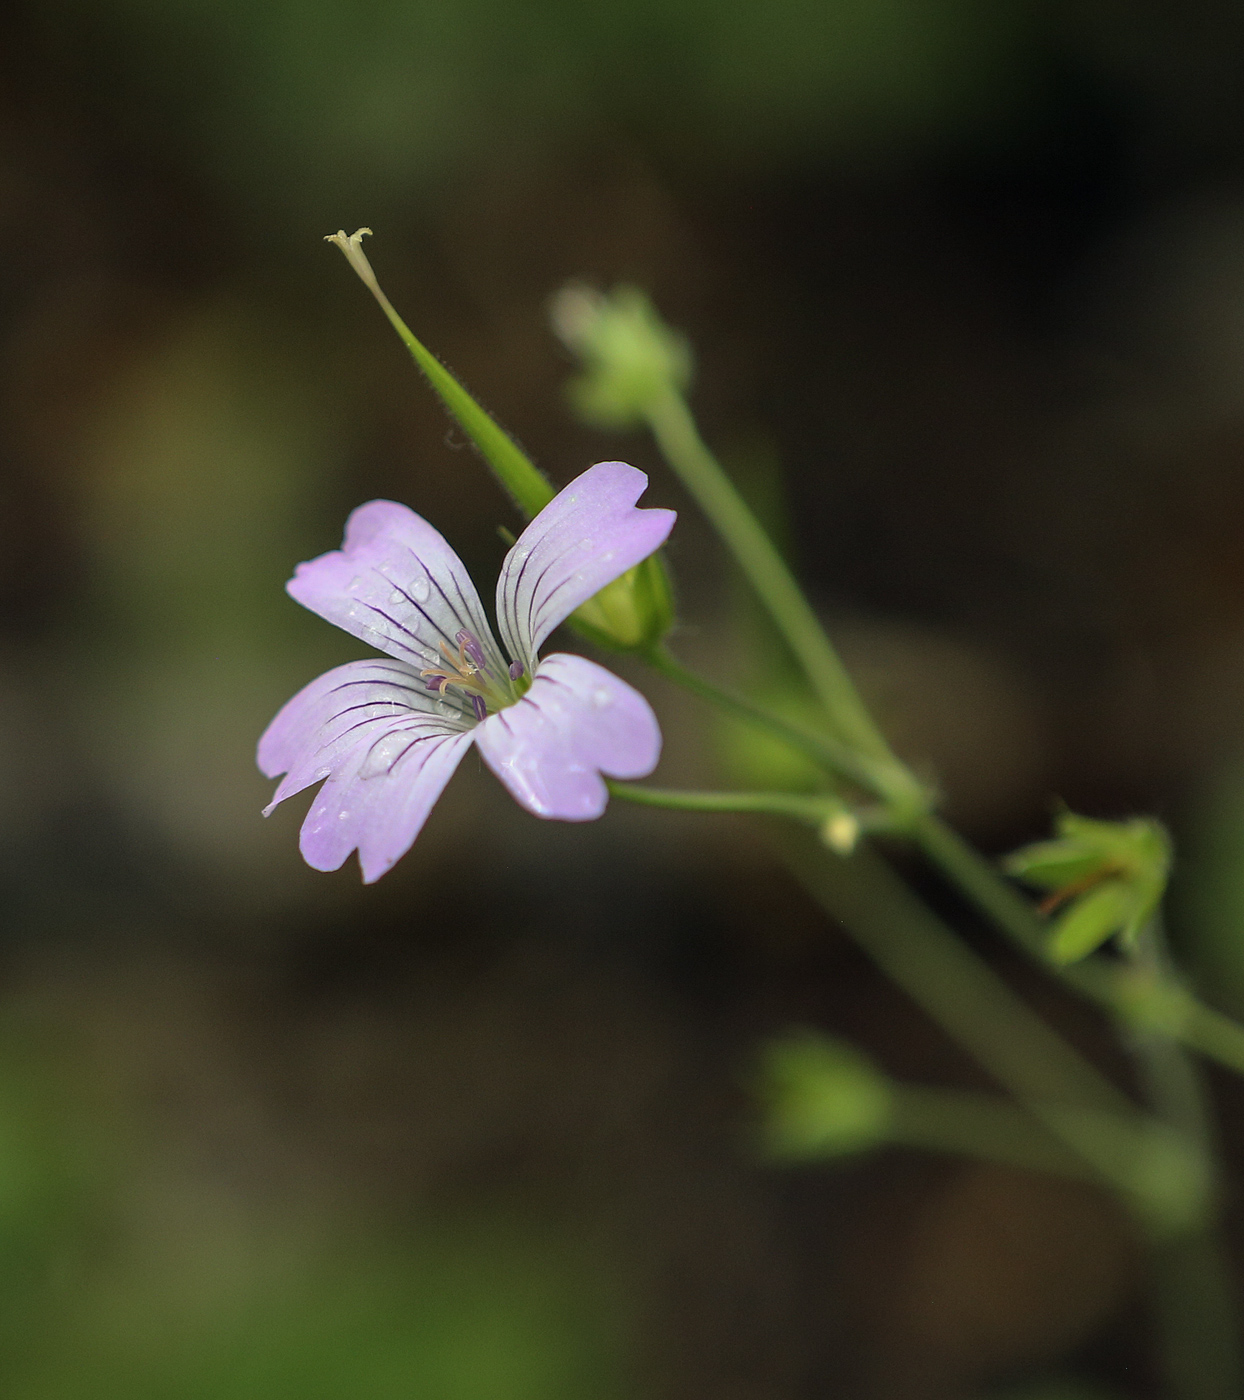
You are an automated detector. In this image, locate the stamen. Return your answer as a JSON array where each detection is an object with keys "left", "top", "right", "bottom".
[
  {"left": 419, "top": 630, "right": 515, "bottom": 714},
  {"left": 509, "top": 661, "right": 525, "bottom": 681},
  {"left": 456, "top": 630, "right": 488, "bottom": 673}
]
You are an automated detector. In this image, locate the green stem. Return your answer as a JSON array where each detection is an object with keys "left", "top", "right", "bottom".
[
  {"left": 608, "top": 782, "right": 843, "bottom": 825},
  {"left": 644, "top": 390, "right": 904, "bottom": 774},
  {"left": 1126, "top": 926, "right": 1241, "bottom": 1400},
  {"left": 650, "top": 636, "right": 1244, "bottom": 1089},
  {"left": 888, "top": 1084, "right": 1097, "bottom": 1181},
  {"left": 643, "top": 644, "right": 888, "bottom": 791},
  {"left": 776, "top": 829, "right": 1196, "bottom": 1211},
  {"left": 607, "top": 756, "right": 1197, "bottom": 1215},
  {"left": 1181, "top": 1002, "right": 1244, "bottom": 1077},
  {"left": 643, "top": 377, "right": 1244, "bottom": 1079},
  {"left": 911, "top": 813, "right": 1050, "bottom": 958}
]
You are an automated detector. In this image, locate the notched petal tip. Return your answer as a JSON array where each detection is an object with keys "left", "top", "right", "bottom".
[{"left": 497, "top": 460, "right": 676, "bottom": 662}]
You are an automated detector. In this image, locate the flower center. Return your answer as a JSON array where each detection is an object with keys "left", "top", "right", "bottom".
[{"left": 420, "top": 630, "right": 529, "bottom": 721}]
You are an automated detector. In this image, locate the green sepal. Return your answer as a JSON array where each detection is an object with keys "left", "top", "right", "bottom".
[
  {"left": 1006, "top": 811, "right": 1172, "bottom": 963},
  {"left": 755, "top": 1032, "right": 892, "bottom": 1160},
  {"left": 1049, "top": 879, "right": 1136, "bottom": 964},
  {"left": 565, "top": 553, "right": 675, "bottom": 653},
  {"left": 1000, "top": 843, "right": 1110, "bottom": 891}
]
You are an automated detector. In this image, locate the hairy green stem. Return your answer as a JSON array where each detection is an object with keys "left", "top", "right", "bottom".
[
  {"left": 633, "top": 310, "right": 1242, "bottom": 1393},
  {"left": 1180, "top": 1002, "right": 1244, "bottom": 1077},
  {"left": 327, "top": 229, "right": 555, "bottom": 518}
]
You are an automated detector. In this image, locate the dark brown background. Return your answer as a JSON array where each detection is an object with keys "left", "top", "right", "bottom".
[{"left": 3, "top": 2, "right": 1244, "bottom": 1396}]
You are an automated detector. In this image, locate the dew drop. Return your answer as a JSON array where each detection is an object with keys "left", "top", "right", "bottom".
[
  {"left": 579, "top": 537, "right": 594, "bottom": 549},
  {"left": 410, "top": 577, "right": 431, "bottom": 602},
  {"left": 314, "top": 766, "right": 331, "bottom": 780},
  {"left": 338, "top": 810, "right": 351, "bottom": 820},
  {"left": 591, "top": 688, "right": 612, "bottom": 709},
  {"left": 388, "top": 589, "right": 405, "bottom": 605}
]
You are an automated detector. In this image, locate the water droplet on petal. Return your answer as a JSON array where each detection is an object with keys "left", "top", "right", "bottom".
[
  {"left": 579, "top": 537, "right": 594, "bottom": 549},
  {"left": 314, "top": 766, "right": 331, "bottom": 780},
  {"left": 361, "top": 730, "right": 419, "bottom": 779},
  {"left": 592, "top": 688, "right": 611, "bottom": 709},
  {"left": 410, "top": 577, "right": 431, "bottom": 602},
  {"left": 389, "top": 589, "right": 405, "bottom": 605},
  {"left": 338, "top": 810, "right": 351, "bottom": 820}
]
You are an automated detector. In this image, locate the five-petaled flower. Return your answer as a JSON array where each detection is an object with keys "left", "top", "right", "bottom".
[{"left": 258, "top": 461, "right": 676, "bottom": 881}]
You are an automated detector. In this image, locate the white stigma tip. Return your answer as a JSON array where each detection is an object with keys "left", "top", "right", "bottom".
[{"left": 324, "top": 227, "right": 381, "bottom": 293}]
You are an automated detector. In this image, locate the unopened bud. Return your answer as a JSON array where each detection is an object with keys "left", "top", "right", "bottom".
[
  {"left": 757, "top": 1033, "right": 892, "bottom": 1160},
  {"left": 550, "top": 283, "right": 692, "bottom": 428},
  {"left": 568, "top": 553, "right": 675, "bottom": 653},
  {"left": 1005, "top": 812, "right": 1171, "bottom": 964}
]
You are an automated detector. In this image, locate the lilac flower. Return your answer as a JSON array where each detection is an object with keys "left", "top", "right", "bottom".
[{"left": 258, "top": 461, "right": 676, "bottom": 882}]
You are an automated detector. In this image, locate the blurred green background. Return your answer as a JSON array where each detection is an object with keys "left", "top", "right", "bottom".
[{"left": 6, "top": 0, "right": 1244, "bottom": 1395}]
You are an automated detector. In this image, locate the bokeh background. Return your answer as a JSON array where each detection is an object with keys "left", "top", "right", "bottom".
[{"left": 6, "top": 1, "right": 1244, "bottom": 1395}]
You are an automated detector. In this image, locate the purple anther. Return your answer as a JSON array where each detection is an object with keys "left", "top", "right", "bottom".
[
  {"left": 470, "top": 693, "right": 487, "bottom": 723},
  {"left": 456, "top": 629, "right": 488, "bottom": 671},
  {"left": 509, "top": 661, "right": 525, "bottom": 681},
  {"left": 424, "top": 676, "right": 444, "bottom": 693}
]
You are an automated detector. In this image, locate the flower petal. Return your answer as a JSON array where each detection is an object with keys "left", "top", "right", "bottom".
[
  {"left": 258, "top": 658, "right": 475, "bottom": 881},
  {"left": 258, "top": 658, "right": 468, "bottom": 804},
  {"left": 495, "top": 462, "right": 675, "bottom": 667},
  {"left": 299, "top": 724, "right": 474, "bottom": 883},
  {"left": 474, "top": 652, "right": 660, "bottom": 820},
  {"left": 287, "top": 500, "right": 507, "bottom": 710}
]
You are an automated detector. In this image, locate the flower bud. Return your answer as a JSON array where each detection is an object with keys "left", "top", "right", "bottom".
[
  {"left": 550, "top": 283, "right": 693, "bottom": 427},
  {"left": 1005, "top": 812, "right": 1171, "bottom": 964},
  {"left": 567, "top": 552, "right": 675, "bottom": 653},
  {"left": 756, "top": 1032, "right": 892, "bottom": 1160}
]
